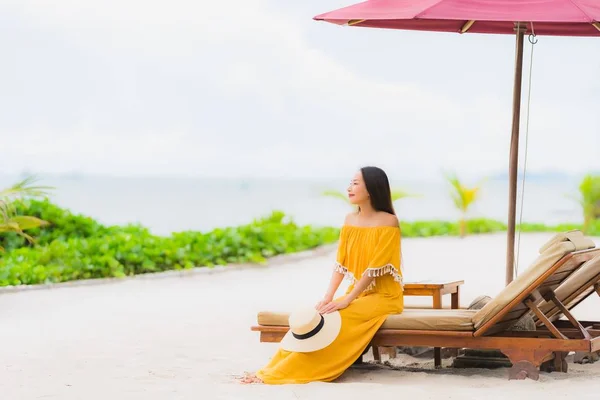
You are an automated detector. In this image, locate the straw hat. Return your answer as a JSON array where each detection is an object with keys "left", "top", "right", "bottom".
[{"left": 280, "top": 308, "right": 342, "bottom": 352}]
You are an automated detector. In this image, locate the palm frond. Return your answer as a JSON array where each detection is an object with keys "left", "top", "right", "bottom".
[
  {"left": 8, "top": 215, "right": 49, "bottom": 230},
  {"left": 390, "top": 189, "right": 418, "bottom": 201},
  {"left": 445, "top": 172, "right": 482, "bottom": 213},
  {"left": 322, "top": 188, "right": 416, "bottom": 205},
  {"left": 0, "top": 175, "right": 54, "bottom": 199},
  {"left": 0, "top": 175, "right": 53, "bottom": 244},
  {"left": 321, "top": 190, "right": 351, "bottom": 204},
  {"left": 0, "top": 220, "right": 36, "bottom": 244},
  {"left": 0, "top": 175, "right": 53, "bottom": 221}
]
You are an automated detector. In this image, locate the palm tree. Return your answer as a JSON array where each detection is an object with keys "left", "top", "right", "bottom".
[
  {"left": 576, "top": 174, "right": 600, "bottom": 233},
  {"left": 446, "top": 173, "right": 484, "bottom": 237},
  {"left": 0, "top": 176, "right": 53, "bottom": 251}
]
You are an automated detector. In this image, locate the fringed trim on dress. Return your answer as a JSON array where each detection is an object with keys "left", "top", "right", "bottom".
[
  {"left": 334, "top": 262, "right": 357, "bottom": 283},
  {"left": 364, "top": 264, "right": 404, "bottom": 286},
  {"left": 333, "top": 262, "right": 403, "bottom": 292}
]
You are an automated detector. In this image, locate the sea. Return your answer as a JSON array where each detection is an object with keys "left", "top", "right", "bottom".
[{"left": 0, "top": 174, "right": 584, "bottom": 236}]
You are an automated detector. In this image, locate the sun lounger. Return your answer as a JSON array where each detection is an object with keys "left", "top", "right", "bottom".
[{"left": 251, "top": 230, "right": 600, "bottom": 380}]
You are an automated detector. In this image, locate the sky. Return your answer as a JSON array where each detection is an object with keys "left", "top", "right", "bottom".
[{"left": 1, "top": 0, "right": 599, "bottom": 181}]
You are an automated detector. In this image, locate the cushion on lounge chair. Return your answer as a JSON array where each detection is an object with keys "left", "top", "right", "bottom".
[
  {"left": 537, "top": 254, "right": 600, "bottom": 320},
  {"left": 538, "top": 230, "right": 590, "bottom": 254},
  {"left": 257, "top": 309, "right": 476, "bottom": 331},
  {"left": 381, "top": 309, "right": 475, "bottom": 331},
  {"left": 472, "top": 231, "right": 596, "bottom": 330}
]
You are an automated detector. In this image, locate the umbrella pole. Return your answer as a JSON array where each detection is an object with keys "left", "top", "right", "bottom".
[{"left": 506, "top": 25, "right": 526, "bottom": 286}]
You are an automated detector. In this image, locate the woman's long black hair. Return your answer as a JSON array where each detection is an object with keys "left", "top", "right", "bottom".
[{"left": 360, "top": 166, "right": 396, "bottom": 216}]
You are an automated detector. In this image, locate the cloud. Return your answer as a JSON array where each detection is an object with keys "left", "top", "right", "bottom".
[{"left": 0, "top": 0, "right": 598, "bottom": 180}]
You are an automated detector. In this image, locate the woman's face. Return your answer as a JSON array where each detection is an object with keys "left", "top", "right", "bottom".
[{"left": 347, "top": 170, "right": 369, "bottom": 205}]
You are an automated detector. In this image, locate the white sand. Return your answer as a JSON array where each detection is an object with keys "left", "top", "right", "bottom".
[{"left": 1, "top": 232, "right": 600, "bottom": 399}]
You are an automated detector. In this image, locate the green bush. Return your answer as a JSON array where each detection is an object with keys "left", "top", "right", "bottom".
[
  {"left": 0, "top": 201, "right": 339, "bottom": 287},
  {"left": 0, "top": 198, "right": 115, "bottom": 251},
  {"left": 0, "top": 199, "right": 597, "bottom": 288},
  {"left": 399, "top": 219, "right": 597, "bottom": 238},
  {"left": 400, "top": 220, "right": 458, "bottom": 237},
  {"left": 584, "top": 219, "right": 600, "bottom": 236}
]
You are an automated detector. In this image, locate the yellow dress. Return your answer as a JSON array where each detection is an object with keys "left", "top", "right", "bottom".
[{"left": 256, "top": 225, "right": 404, "bottom": 384}]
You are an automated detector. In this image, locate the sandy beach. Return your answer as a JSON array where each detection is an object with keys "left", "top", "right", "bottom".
[{"left": 2, "top": 232, "right": 600, "bottom": 399}]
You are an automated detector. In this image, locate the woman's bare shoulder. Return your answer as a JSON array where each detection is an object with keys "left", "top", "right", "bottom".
[
  {"left": 344, "top": 211, "right": 359, "bottom": 225},
  {"left": 376, "top": 212, "right": 399, "bottom": 227}
]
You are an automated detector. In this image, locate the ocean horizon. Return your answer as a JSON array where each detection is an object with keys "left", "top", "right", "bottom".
[{"left": 0, "top": 173, "right": 586, "bottom": 235}]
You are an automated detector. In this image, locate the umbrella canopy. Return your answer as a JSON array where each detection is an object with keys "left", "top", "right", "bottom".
[
  {"left": 314, "top": 0, "right": 600, "bottom": 286},
  {"left": 314, "top": 0, "right": 600, "bottom": 36}
]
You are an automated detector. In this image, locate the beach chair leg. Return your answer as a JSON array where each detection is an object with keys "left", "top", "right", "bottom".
[
  {"left": 377, "top": 346, "right": 397, "bottom": 359},
  {"left": 365, "top": 345, "right": 398, "bottom": 362},
  {"left": 502, "top": 349, "right": 553, "bottom": 381},
  {"left": 554, "top": 352, "right": 568, "bottom": 372},
  {"left": 372, "top": 346, "right": 381, "bottom": 362},
  {"left": 540, "top": 352, "right": 568, "bottom": 373},
  {"left": 451, "top": 287, "right": 460, "bottom": 309},
  {"left": 432, "top": 291, "right": 443, "bottom": 368},
  {"left": 434, "top": 348, "right": 442, "bottom": 368}
]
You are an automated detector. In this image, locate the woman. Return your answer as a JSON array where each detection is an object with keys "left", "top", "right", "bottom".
[{"left": 241, "top": 166, "right": 404, "bottom": 384}]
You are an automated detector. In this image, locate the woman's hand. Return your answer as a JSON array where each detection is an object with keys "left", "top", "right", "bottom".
[
  {"left": 315, "top": 297, "right": 333, "bottom": 311},
  {"left": 318, "top": 298, "right": 350, "bottom": 314}
]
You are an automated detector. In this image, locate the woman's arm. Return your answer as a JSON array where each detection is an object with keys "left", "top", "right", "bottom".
[
  {"left": 317, "top": 212, "right": 358, "bottom": 313},
  {"left": 316, "top": 270, "right": 344, "bottom": 310},
  {"left": 341, "top": 274, "right": 374, "bottom": 304}
]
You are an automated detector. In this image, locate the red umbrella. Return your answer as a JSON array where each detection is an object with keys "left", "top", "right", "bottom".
[{"left": 314, "top": 0, "right": 600, "bottom": 286}]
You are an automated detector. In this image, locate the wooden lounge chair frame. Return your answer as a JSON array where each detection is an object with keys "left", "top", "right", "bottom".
[{"left": 251, "top": 248, "right": 600, "bottom": 380}]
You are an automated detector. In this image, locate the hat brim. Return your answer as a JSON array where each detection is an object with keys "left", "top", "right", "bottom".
[{"left": 279, "top": 311, "right": 342, "bottom": 353}]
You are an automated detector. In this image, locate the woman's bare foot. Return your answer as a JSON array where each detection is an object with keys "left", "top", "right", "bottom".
[
  {"left": 238, "top": 373, "right": 263, "bottom": 384},
  {"left": 238, "top": 373, "right": 263, "bottom": 385}
]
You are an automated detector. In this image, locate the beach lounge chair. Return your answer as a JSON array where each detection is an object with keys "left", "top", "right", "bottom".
[{"left": 251, "top": 230, "right": 600, "bottom": 380}]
